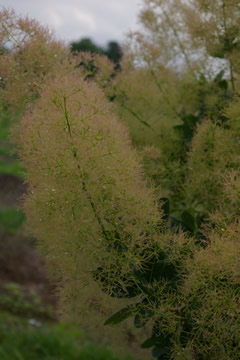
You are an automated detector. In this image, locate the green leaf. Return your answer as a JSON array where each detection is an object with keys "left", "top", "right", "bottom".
[
  {"left": 152, "top": 346, "right": 170, "bottom": 359},
  {"left": 174, "top": 114, "right": 198, "bottom": 140},
  {"left": 141, "top": 336, "right": 156, "bottom": 349},
  {"left": 160, "top": 197, "right": 170, "bottom": 220},
  {"left": 93, "top": 266, "right": 141, "bottom": 298},
  {"left": 104, "top": 305, "right": 135, "bottom": 325},
  {"left": 142, "top": 323, "right": 172, "bottom": 352},
  {"left": 169, "top": 216, "right": 185, "bottom": 233},
  {"left": 213, "top": 70, "right": 225, "bottom": 83},
  {"left": 181, "top": 211, "right": 195, "bottom": 232},
  {"left": 134, "top": 307, "right": 155, "bottom": 328},
  {"left": 133, "top": 249, "right": 179, "bottom": 288},
  {"left": 218, "top": 79, "right": 228, "bottom": 90}
]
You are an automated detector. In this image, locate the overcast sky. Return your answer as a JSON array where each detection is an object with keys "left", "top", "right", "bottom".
[{"left": 1, "top": 0, "right": 142, "bottom": 46}]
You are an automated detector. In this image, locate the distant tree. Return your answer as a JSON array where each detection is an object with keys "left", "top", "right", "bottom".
[
  {"left": 105, "top": 41, "right": 123, "bottom": 64},
  {"left": 70, "top": 37, "right": 123, "bottom": 64},
  {"left": 71, "top": 37, "right": 103, "bottom": 55}
]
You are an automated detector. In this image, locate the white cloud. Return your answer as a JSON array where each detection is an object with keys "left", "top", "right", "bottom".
[
  {"left": 48, "top": 11, "right": 63, "bottom": 29},
  {"left": 74, "top": 9, "right": 96, "bottom": 31},
  {"left": 0, "top": 0, "right": 141, "bottom": 45}
]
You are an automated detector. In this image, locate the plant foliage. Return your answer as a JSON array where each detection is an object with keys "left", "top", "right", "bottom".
[{"left": 2, "top": 2, "right": 240, "bottom": 359}]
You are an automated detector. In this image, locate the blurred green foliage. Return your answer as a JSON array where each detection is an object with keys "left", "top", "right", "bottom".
[
  {"left": 0, "top": 283, "right": 49, "bottom": 317},
  {"left": 2, "top": 3, "right": 240, "bottom": 359},
  {"left": 0, "top": 313, "right": 134, "bottom": 360},
  {"left": 71, "top": 38, "right": 123, "bottom": 64},
  {"left": 0, "top": 208, "right": 25, "bottom": 234}
]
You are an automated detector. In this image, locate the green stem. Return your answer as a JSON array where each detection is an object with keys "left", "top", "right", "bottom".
[
  {"left": 222, "top": 0, "right": 235, "bottom": 92},
  {"left": 121, "top": 102, "right": 153, "bottom": 129},
  {"left": 61, "top": 94, "right": 109, "bottom": 242},
  {"left": 63, "top": 96, "right": 72, "bottom": 136},
  {"left": 161, "top": 4, "right": 196, "bottom": 80},
  {"left": 149, "top": 67, "right": 183, "bottom": 122},
  {"left": 79, "top": 166, "right": 110, "bottom": 242},
  {"left": 230, "top": 60, "right": 235, "bottom": 92},
  {"left": 1, "top": 23, "right": 22, "bottom": 48}
]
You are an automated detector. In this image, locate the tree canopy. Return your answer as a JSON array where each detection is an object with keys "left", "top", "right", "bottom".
[{"left": 70, "top": 37, "right": 123, "bottom": 64}]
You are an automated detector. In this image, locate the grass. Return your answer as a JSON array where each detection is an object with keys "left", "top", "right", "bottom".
[
  {"left": 0, "top": 108, "right": 11, "bottom": 142},
  {"left": 0, "top": 208, "right": 26, "bottom": 234},
  {"left": 0, "top": 108, "right": 25, "bottom": 179},
  {"left": 0, "top": 283, "right": 51, "bottom": 318},
  {"left": 0, "top": 159, "right": 25, "bottom": 179},
  {"left": 0, "top": 312, "right": 134, "bottom": 360},
  {"left": 0, "top": 109, "right": 26, "bottom": 233}
]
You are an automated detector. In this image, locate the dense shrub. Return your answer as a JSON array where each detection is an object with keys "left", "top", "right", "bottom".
[
  {"left": 0, "top": 8, "right": 68, "bottom": 114},
  {"left": 17, "top": 68, "right": 166, "bottom": 355},
  {"left": 184, "top": 119, "right": 240, "bottom": 217},
  {"left": 179, "top": 222, "right": 240, "bottom": 359},
  {"left": 3, "top": 2, "right": 240, "bottom": 359},
  {"left": 0, "top": 315, "right": 133, "bottom": 360}
]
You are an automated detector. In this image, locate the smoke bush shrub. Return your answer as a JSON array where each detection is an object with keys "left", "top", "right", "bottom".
[
  {"left": 112, "top": 66, "right": 182, "bottom": 146},
  {"left": 179, "top": 222, "right": 240, "bottom": 360},
  {"left": 17, "top": 68, "right": 168, "bottom": 353},
  {"left": 107, "top": 0, "right": 235, "bottom": 234},
  {"left": 11, "top": 2, "right": 240, "bottom": 358},
  {"left": 139, "top": 145, "right": 185, "bottom": 208},
  {"left": 183, "top": 116, "right": 240, "bottom": 222},
  {"left": 0, "top": 8, "right": 67, "bottom": 114},
  {"left": 19, "top": 63, "right": 240, "bottom": 359}
]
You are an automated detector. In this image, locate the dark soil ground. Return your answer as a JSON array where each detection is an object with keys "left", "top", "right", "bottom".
[
  {"left": 0, "top": 172, "right": 58, "bottom": 317},
  {"left": 0, "top": 173, "right": 27, "bottom": 208}
]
